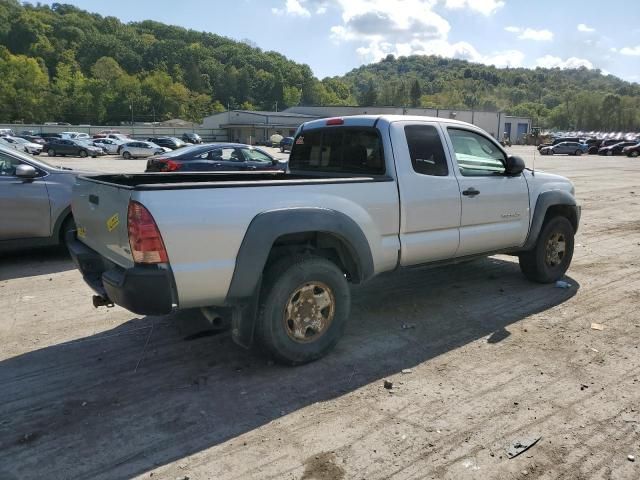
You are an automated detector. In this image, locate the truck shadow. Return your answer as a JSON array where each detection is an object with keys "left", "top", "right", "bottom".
[{"left": 0, "top": 256, "right": 579, "bottom": 480}]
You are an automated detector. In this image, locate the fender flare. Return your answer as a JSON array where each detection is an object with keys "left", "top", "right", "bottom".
[
  {"left": 226, "top": 208, "right": 375, "bottom": 303},
  {"left": 521, "top": 190, "right": 579, "bottom": 250},
  {"left": 52, "top": 206, "right": 73, "bottom": 244}
]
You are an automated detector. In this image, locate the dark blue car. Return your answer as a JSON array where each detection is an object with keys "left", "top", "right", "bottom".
[
  {"left": 145, "top": 143, "right": 284, "bottom": 172},
  {"left": 279, "top": 136, "right": 294, "bottom": 153}
]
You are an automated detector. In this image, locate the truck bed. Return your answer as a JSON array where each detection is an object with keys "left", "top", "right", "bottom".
[{"left": 81, "top": 171, "right": 393, "bottom": 190}]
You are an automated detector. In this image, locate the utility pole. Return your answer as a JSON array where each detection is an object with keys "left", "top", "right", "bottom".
[{"left": 274, "top": 101, "right": 278, "bottom": 112}]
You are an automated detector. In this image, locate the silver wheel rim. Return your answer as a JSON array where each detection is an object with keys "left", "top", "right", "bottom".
[
  {"left": 283, "top": 282, "right": 335, "bottom": 343},
  {"left": 545, "top": 232, "right": 566, "bottom": 267}
]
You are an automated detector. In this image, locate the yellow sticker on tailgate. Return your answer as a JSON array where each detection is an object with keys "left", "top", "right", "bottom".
[
  {"left": 77, "top": 226, "right": 86, "bottom": 238},
  {"left": 106, "top": 213, "right": 120, "bottom": 232}
]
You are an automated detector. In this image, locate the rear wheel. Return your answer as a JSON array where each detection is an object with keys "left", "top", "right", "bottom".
[
  {"left": 607, "top": 150, "right": 613, "bottom": 156},
  {"left": 519, "top": 216, "right": 574, "bottom": 283},
  {"left": 122, "top": 151, "right": 131, "bottom": 159},
  {"left": 575, "top": 150, "right": 582, "bottom": 156},
  {"left": 48, "top": 149, "right": 56, "bottom": 157},
  {"left": 256, "top": 255, "right": 351, "bottom": 365},
  {"left": 631, "top": 151, "right": 639, "bottom": 158}
]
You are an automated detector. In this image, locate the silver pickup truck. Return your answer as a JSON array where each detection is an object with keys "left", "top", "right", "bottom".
[{"left": 68, "top": 115, "right": 580, "bottom": 364}]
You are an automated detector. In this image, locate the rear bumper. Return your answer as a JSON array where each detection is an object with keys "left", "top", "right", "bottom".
[{"left": 67, "top": 233, "right": 175, "bottom": 316}]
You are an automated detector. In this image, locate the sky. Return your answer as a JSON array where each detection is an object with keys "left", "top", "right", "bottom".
[{"left": 37, "top": 0, "right": 640, "bottom": 82}]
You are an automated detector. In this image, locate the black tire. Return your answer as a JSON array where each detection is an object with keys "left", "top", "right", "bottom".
[
  {"left": 79, "top": 150, "right": 88, "bottom": 158},
  {"left": 575, "top": 150, "right": 582, "bottom": 156},
  {"left": 48, "top": 149, "right": 56, "bottom": 157},
  {"left": 519, "top": 216, "right": 574, "bottom": 283},
  {"left": 631, "top": 151, "right": 639, "bottom": 158},
  {"left": 255, "top": 255, "right": 351, "bottom": 365},
  {"left": 280, "top": 147, "right": 284, "bottom": 152},
  {"left": 122, "top": 151, "right": 131, "bottom": 159},
  {"left": 606, "top": 150, "right": 613, "bottom": 156}
]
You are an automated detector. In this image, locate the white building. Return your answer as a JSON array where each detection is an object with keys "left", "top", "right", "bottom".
[
  {"left": 201, "top": 110, "right": 318, "bottom": 144},
  {"left": 201, "top": 106, "right": 531, "bottom": 144}
]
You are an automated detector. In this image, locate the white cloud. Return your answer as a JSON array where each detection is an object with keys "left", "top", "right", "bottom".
[
  {"left": 505, "top": 26, "right": 553, "bottom": 41},
  {"left": 271, "top": 0, "right": 311, "bottom": 17},
  {"left": 577, "top": 23, "right": 595, "bottom": 33},
  {"left": 443, "top": 0, "right": 505, "bottom": 16},
  {"left": 535, "top": 55, "right": 594, "bottom": 69},
  {"left": 619, "top": 45, "right": 640, "bottom": 56}
]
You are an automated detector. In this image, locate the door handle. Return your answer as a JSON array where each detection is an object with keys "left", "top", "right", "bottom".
[{"left": 462, "top": 188, "right": 480, "bottom": 197}]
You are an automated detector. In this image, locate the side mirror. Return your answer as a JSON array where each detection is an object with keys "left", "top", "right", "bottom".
[
  {"left": 15, "top": 164, "right": 38, "bottom": 179},
  {"left": 505, "top": 155, "right": 525, "bottom": 176},
  {"left": 272, "top": 158, "right": 279, "bottom": 166}
]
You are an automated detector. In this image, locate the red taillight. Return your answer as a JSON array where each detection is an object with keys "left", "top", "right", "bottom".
[
  {"left": 326, "top": 117, "right": 344, "bottom": 126},
  {"left": 164, "top": 160, "right": 180, "bottom": 171},
  {"left": 127, "top": 201, "right": 168, "bottom": 264}
]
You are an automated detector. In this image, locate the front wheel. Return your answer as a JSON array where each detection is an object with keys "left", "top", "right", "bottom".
[
  {"left": 519, "top": 216, "right": 575, "bottom": 283},
  {"left": 79, "top": 150, "right": 88, "bottom": 158},
  {"left": 48, "top": 149, "right": 56, "bottom": 157},
  {"left": 122, "top": 151, "right": 131, "bottom": 159},
  {"left": 575, "top": 150, "right": 582, "bottom": 156},
  {"left": 631, "top": 151, "right": 639, "bottom": 158},
  {"left": 607, "top": 150, "right": 613, "bottom": 156},
  {"left": 256, "top": 255, "right": 351, "bottom": 365}
]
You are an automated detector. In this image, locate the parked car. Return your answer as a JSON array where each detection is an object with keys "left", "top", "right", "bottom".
[
  {"left": 60, "top": 131, "right": 90, "bottom": 140},
  {"left": 92, "top": 138, "right": 123, "bottom": 154},
  {"left": 39, "top": 133, "right": 62, "bottom": 140},
  {"left": 93, "top": 129, "right": 121, "bottom": 138},
  {"left": 537, "top": 137, "right": 581, "bottom": 151},
  {"left": 44, "top": 138, "right": 105, "bottom": 158},
  {"left": 0, "top": 145, "right": 79, "bottom": 251},
  {"left": 69, "top": 115, "right": 580, "bottom": 364},
  {"left": 0, "top": 128, "right": 15, "bottom": 136},
  {"left": 279, "top": 136, "right": 294, "bottom": 152},
  {"left": 622, "top": 143, "right": 640, "bottom": 157},
  {"left": 145, "top": 143, "right": 284, "bottom": 172},
  {"left": 540, "top": 141, "right": 588, "bottom": 156},
  {"left": 0, "top": 136, "right": 43, "bottom": 155},
  {"left": 598, "top": 141, "right": 637, "bottom": 156},
  {"left": 15, "top": 134, "right": 46, "bottom": 145},
  {"left": 146, "top": 137, "right": 187, "bottom": 150},
  {"left": 120, "top": 141, "right": 170, "bottom": 159},
  {"left": 182, "top": 132, "right": 202, "bottom": 144}
]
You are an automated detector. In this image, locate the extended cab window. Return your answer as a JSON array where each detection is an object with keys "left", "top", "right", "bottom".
[
  {"left": 405, "top": 125, "right": 448, "bottom": 176},
  {"left": 447, "top": 128, "right": 506, "bottom": 176},
  {"left": 289, "top": 127, "right": 385, "bottom": 175}
]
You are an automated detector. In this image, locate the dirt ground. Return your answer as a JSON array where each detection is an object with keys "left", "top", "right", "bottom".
[{"left": 1, "top": 147, "right": 639, "bottom": 480}]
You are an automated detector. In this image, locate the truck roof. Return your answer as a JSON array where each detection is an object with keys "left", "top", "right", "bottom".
[{"left": 300, "top": 114, "right": 474, "bottom": 131}]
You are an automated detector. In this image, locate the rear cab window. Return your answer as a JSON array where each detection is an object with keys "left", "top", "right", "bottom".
[{"left": 289, "top": 127, "right": 385, "bottom": 175}]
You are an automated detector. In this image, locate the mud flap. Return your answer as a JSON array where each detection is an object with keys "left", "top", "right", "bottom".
[{"left": 230, "top": 283, "right": 261, "bottom": 349}]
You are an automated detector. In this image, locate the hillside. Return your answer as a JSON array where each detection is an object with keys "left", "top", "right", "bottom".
[
  {"left": 338, "top": 54, "right": 640, "bottom": 131},
  {"left": 0, "top": 1, "right": 638, "bottom": 130},
  {"left": 0, "top": 0, "right": 354, "bottom": 124}
]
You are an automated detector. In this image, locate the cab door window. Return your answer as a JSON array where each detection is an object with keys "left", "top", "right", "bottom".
[{"left": 447, "top": 128, "right": 506, "bottom": 176}]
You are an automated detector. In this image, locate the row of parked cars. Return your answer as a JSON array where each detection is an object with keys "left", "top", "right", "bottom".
[{"left": 538, "top": 136, "right": 640, "bottom": 157}]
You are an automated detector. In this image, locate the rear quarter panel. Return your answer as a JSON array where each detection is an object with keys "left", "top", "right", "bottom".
[{"left": 135, "top": 180, "right": 400, "bottom": 308}]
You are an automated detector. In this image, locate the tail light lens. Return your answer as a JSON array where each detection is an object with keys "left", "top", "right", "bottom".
[
  {"left": 163, "top": 160, "right": 180, "bottom": 172},
  {"left": 127, "top": 201, "right": 168, "bottom": 264}
]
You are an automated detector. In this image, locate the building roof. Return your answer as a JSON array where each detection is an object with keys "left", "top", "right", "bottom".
[{"left": 230, "top": 110, "right": 318, "bottom": 118}]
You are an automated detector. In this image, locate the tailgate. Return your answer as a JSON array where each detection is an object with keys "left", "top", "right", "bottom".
[{"left": 72, "top": 176, "right": 134, "bottom": 268}]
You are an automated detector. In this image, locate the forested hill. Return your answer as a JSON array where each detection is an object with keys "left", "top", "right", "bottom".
[
  {"left": 0, "top": 0, "right": 354, "bottom": 124},
  {"left": 338, "top": 55, "right": 640, "bottom": 131},
  {"left": 0, "top": 1, "right": 638, "bottom": 130}
]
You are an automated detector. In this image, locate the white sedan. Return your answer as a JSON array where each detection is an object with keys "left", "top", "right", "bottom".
[
  {"left": 0, "top": 136, "right": 43, "bottom": 155},
  {"left": 92, "top": 138, "right": 123, "bottom": 154},
  {"left": 120, "top": 141, "right": 171, "bottom": 159}
]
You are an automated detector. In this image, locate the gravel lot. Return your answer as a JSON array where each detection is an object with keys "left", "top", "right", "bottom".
[{"left": 1, "top": 146, "right": 639, "bottom": 480}]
